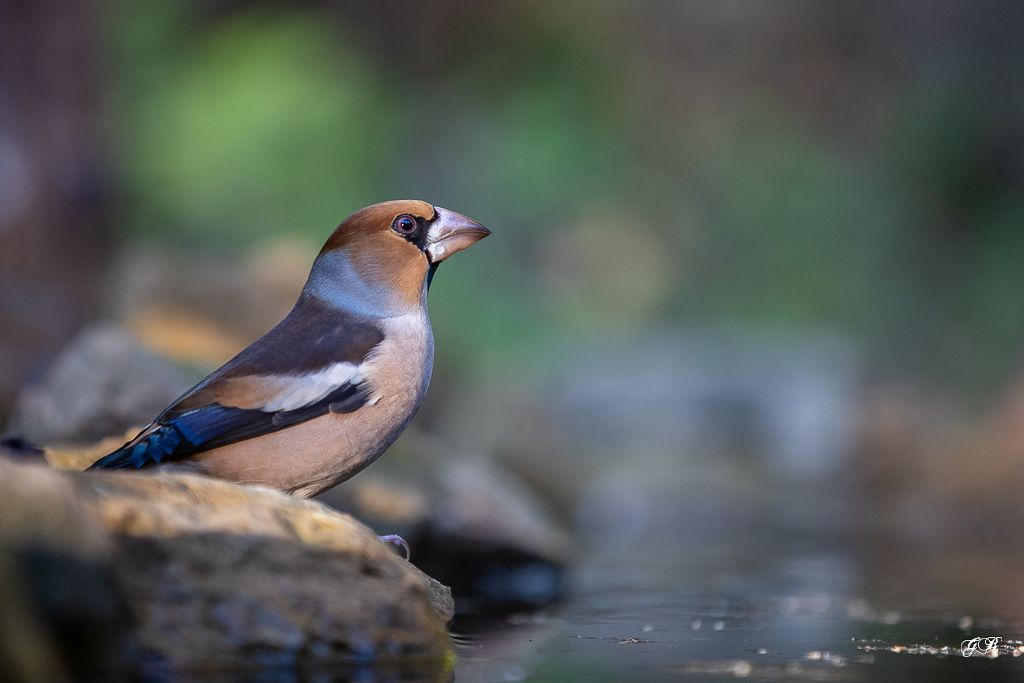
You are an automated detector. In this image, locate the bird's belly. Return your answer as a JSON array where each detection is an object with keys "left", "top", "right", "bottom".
[
  {"left": 191, "top": 316, "right": 433, "bottom": 498},
  {"left": 190, "top": 404, "right": 407, "bottom": 497}
]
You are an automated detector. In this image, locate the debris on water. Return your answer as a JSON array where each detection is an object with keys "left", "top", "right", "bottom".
[
  {"left": 641, "top": 623, "right": 654, "bottom": 632},
  {"left": 757, "top": 648, "right": 768, "bottom": 655},
  {"left": 691, "top": 619, "right": 702, "bottom": 630},
  {"left": 713, "top": 620, "right": 725, "bottom": 631},
  {"left": 803, "top": 651, "right": 847, "bottom": 666},
  {"left": 855, "top": 638, "right": 1024, "bottom": 659},
  {"left": 570, "top": 635, "right": 651, "bottom": 644}
]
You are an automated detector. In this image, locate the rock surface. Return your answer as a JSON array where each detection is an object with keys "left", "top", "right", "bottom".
[
  {"left": 0, "top": 458, "right": 454, "bottom": 679},
  {"left": 0, "top": 446, "right": 133, "bottom": 683}
]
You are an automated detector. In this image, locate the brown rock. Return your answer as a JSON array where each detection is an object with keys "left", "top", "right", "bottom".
[
  {"left": 0, "top": 459, "right": 454, "bottom": 678},
  {"left": 0, "top": 458, "right": 132, "bottom": 683},
  {"left": 68, "top": 469, "right": 455, "bottom": 625}
]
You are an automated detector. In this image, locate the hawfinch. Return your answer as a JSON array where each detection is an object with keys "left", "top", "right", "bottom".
[{"left": 88, "top": 200, "right": 490, "bottom": 500}]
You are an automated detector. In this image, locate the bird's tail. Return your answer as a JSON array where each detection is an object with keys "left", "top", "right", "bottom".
[
  {"left": 85, "top": 422, "right": 178, "bottom": 470},
  {"left": 85, "top": 444, "right": 139, "bottom": 470}
]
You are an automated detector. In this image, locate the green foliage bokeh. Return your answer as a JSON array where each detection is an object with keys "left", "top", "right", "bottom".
[
  {"left": 111, "top": 8, "right": 398, "bottom": 244},
  {"left": 105, "top": 2, "right": 1024, "bottom": 393}
]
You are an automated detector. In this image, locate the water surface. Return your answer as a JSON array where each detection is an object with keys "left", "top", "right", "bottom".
[{"left": 454, "top": 543, "right": 1024, "bottom": 682}]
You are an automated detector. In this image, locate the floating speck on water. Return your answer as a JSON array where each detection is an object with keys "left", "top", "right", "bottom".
[
  {"left": 713, "top": 620, "right": 725, "bottom": 631},
  {"left": 959, "top": 616, "right": 974, "bottom": 630},
  {"left": 757, "top": 648, "right": 768, "bottom": 655},
  {"left": 692, "top": 619, "right": 702, "bottom": 630},
  {"left": 806, "top": 651, "right": 822, "bottom": 660},
  {"left": 642, "top": 623, "right": 654, "bottom": 632}
]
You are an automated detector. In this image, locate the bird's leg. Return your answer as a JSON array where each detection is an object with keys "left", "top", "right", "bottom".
[{"left": 378, "top": 534, "right": 410, "bottom": 560}]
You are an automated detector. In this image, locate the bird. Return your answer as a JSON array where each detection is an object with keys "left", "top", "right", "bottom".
[{"left": 87, "top": 200, "right": 490, "bottom": 504}]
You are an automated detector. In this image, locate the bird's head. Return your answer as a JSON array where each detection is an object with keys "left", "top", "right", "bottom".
[{"left": 306, "top": 200, "right": 491, "bottom": 316}]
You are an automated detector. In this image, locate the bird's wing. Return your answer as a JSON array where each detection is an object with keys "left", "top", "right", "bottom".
[{"left": 88, "top": 299, "right": 384, "bottom": 470}]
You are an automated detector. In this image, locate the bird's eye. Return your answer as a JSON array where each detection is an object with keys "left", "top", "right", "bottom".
[{"left": 393, "top": 215, "right": 417, "bottom": 234}]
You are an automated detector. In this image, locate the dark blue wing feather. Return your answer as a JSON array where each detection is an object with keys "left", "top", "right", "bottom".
[{"left": 87, "top": 382, "right": 367, "bottom": 470}]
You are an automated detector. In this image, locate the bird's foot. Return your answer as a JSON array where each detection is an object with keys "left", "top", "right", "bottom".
[{"left": 378, "top": 534, "right": 410, "bottom": 560}]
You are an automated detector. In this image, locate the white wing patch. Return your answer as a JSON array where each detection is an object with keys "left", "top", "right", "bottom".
[{"left": 259, "top": 362, "right": 367, "bottom": 412}]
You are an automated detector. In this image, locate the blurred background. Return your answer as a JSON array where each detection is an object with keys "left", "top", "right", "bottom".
[{"left": 4, "top": 0, "right": 1024, "bottom": 678}]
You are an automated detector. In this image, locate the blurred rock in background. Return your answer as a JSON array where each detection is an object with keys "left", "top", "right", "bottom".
[
  {"left": 855, "top": 374, "right": 1024, "bottom": 616},
  {"left": 425, "top": 330, "right": 861, "bottom": 547},
  {"left": 318, "top": 458, "right": 574, "bottom": 618},
  {"left": 104, "top": 238, "right": 313, "bottom": 367},
  {"left": 10, "top": 324, "right": 191, "bottom": 445}
]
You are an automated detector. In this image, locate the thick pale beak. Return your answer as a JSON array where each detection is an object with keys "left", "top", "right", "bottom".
[{"left": 425, "top": 206, "right": 491, "bottom": 262}]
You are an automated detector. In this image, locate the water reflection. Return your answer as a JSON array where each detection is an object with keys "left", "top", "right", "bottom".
[
  {"left": 454, "top": 545, "right": 1024, "bottom": 682},
  {"left": 446, "top": 329, "right": 1024, "bottom": 681},
  {"left": 142, "top": 662, "right": 451, "bottom": 683}
]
